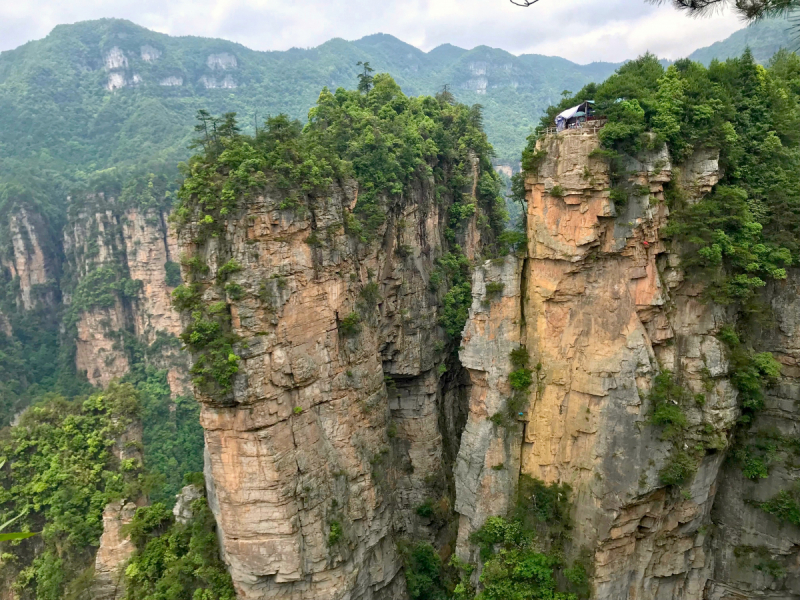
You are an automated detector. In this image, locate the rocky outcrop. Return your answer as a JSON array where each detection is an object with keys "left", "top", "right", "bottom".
[
  {"left": 93, "top": 499, "right": 137, "bottom": 600},
  {"left": 0, "top": 208, "right": 60, "bottom": 311},
  {"left": 454, "top": 256, "right": 523, "bottom": 558},
  {"left": 63, "top": 195, "right": 188, "bottom": 392},
  {"left": 75, "top": 300, "right": 131, "bottom": 386},
  {"left": 443, "top": 127, "right": 748, "bottom": 599},
  {"left": 122, "top": 208, "right": 188, "bottom": 394},
  {"left": 183, "top": 171, "right": 480, "bottom": 599},
  {"left": 174, "top": 484, "right": 204, "bottom": 524},
  {"left": 176, "top": 124, "right": 800, "bottom": 600},
  {"left": 704, "top": 271, "right": 800, "bottom": 599},
  {"left": 94, "top": 413, "right": 146, "bottom": 600},
  {"left": 517, "top": 129, "right": 739, "bottom": 599},
  {"left": 63, "top": 203, "right": 132, "bottom": 386}
]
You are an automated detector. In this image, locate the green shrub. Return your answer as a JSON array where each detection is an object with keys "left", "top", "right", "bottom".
[
  {"left": 740, "top": 455, "right": 770, "bottom": 480},
  {"left": 466, "top": 478, "right": 578, "bottom": 600},
  {"left": 609, "top": 186, "right": 628, "bottom": 206},
  {"left": 520, "top": 144, "right": 547, "bottom": 174},
  {"left": 0, "top": 384, "right": 145, "bottom": 597},
  {"left": 651, "top": 403, "right": 687, "bottom": 439},
  {"left": 658, "top": 450, "right": 697, "bottom": 487},
  {"left": 485, "top": 281, "right": 504, "bottom": 299},
  {"left": 338, "top": 312, "right": 361, "bottom": 337},
  {"left": 431, "top": 249, "right": 473, "bottom": 341},
  {"left": 550, "top": 185, "right": 565, "bottom": 198},
  {"left": 440, "top": 282, "right": 471, "bottom": 339},
  {"left": 305, "top": 232, "right": 323, "bottom": 247},
  {"left": 217, "top": 259, "right": 242, "bottom": 278},
  {"left": 171, "top": 283, "right": 201, "bottom": 311},
  {"left": 396, "top": 244, "right": 414, "bottom": 259},
  {"left": 71, "top": 266, "right": 138, "bottom": 312},
  {"left": 450, "top": 201, "right": 476, "bottom": 224},
  {"left": 415, "top": 500, "right": 435, "bottom": 519},
  {"left": 123, "top": 496, "right": 236, "bottom": 600},
  {"left": 398, "top": 541, "right": 448, "bottom": 600},
  {"left": 328, "top": 521, "right": 343, "bottom": 546},
  {"left": 717, "top": 326, "right": 782, "bottom": 415},
  {"left": 497, "top": 230, "right": 527, "bottom": 256},
  {"left": 760, "top": 487, "right": 800, "bottom": 526},
  {"left": 648, "top": 371, "right": 690, "bottom": 434},
  {"left": 509, "top": 368, "right": 533, "bottom": 391},
  {"left": 510, "top": 346, "right": 530, "bottom": 369},
  {"left": 164, "top": 261, "right": 182, "bottom": 287},
  {"left": 359, "top": 281, "right": 381, "bottom": 310},
  {"left": 181, "top": 254, "right": 210, "bottom": 275},
  {"left": 224, "top": 282, "right": 244, "bottom": 300}
]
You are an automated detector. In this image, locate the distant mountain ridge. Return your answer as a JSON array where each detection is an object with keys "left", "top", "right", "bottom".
[
  {"left": 0, "top": 16, "right": 794, "bottom": 188},
  {"left": 688, "top": 17, "right": 797, "bottom": 65}
]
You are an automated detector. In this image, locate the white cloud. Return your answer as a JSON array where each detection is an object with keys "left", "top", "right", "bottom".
[{"left": 0, "top": 0, "right": 747, "bottom": 64}]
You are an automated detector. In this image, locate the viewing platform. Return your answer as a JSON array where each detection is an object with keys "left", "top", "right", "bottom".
[{"left": 541, "top": 117, "right": 607, "bottom": 137}]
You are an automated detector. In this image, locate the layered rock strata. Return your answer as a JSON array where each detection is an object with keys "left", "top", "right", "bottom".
[
  {"left": 515, "top": 128, "right": 733, "bottom": 599},
  {"left": 187, "top": 178, "right": 477, "bottom": 599},
  {"left": 63, "top": 195, "right": 188, "bottom": 392},
  {"left": 448, "top": 128, "right": 800, "bottom": 600},
  {"left": 454, "top": 255, "right": 523, "bottom": 560},
  {"left": 179, "top": 126, "right": 800, "bottom": 600},
  {"left": 704, "top": 272, "right": 800, "bottom": 600},
  {"left": 0, "top": 207, "right": 60, "bottom": 311}
]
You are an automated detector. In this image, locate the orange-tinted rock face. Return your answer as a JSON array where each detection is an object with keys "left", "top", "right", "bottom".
[
  {"left": 445, "top": 128, "right": 750, "bottom": 599},
  {"left": 184, "top": 178, "right": 480, "bottom": 600},
  {"left": 75, "top": 300, "right": 131, "bottom": 387},
  {"left": 173, "top": 126, "right": 798, "bottom": 600},
  {"left": 93, "top": 500, "right": 137, "bottom": 600},
  {"left": 519, "top": 130, "right": 736, "bottom": 599},
  {"left": 122, "top": 208, "right": 188, "bottom": 395}
]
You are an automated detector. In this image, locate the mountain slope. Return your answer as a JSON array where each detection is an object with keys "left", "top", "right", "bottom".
[
  {"left": 688, "top": 17, "right": 797, "bottom": 65},
  {"left": 0, "top": 17, "right": 618, "bottom": 179},
  {"left": 0, "top": 16, "right": 796, "bottom": 184}
]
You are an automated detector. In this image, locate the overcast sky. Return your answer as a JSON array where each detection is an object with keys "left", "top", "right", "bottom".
[{"left": 1, "top": 0, "right": 747, "bottom": 64}]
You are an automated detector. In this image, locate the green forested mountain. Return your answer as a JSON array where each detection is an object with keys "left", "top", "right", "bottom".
[
  {"left": 0, "top": 16, "right": 795, "bottom": 192},
  {"left": 0, "top": 17, "right": 618, "bottom": 181},
  {"left": 688, "top": 17, "right": 798, "bottom": 65}
]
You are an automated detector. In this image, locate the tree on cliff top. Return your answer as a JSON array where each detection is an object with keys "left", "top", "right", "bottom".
[{"left": 527, "top": 49, "right": 800, "bottom": 306}]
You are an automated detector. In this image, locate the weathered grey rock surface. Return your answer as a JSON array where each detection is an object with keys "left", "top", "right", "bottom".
[{"left": 93, "top": 499, "right": 138, "bottom": 600}]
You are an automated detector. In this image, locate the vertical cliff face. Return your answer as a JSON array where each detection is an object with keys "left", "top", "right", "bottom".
[
  {"left": 93, "top": 499, "right": 138, "bottom": 600},
  {"left": 0, "top": 208, "right": 60, "bottom": 312},
  {"left": 454, "top": 256, "right": 523, "bottom": 558},
  {"left": 184, "top": 175, "right": 479, "bottom": 600},
  {"left": 447, "top": 128, "right": 800, "bottom": 600},
  {"left": 172, "top": 114, "right": 799, "bottom": 598},
  {"left": 705, "top": 271, "right": 800, "bottom": 599},
  {"left": 63, "top": 195, "right": 188, "bottom": 392},
  {"left": 122, "top": 208, "right": 188, "bottom": 394},
  {"left": 444, "top": 128, "right": 763, "bottom": 598},
  {"left": 517, "top": 129, "right": 732, "bottom": 598}
]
